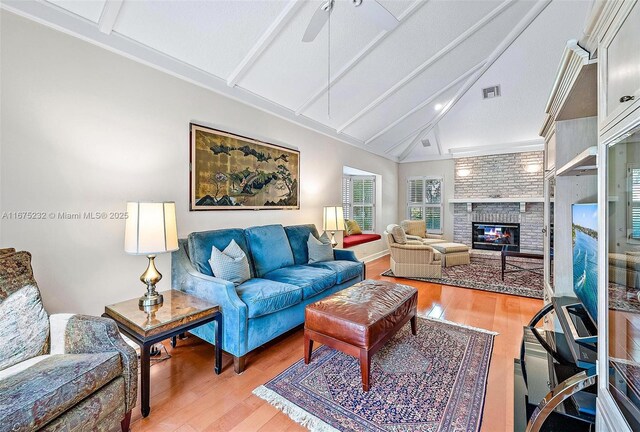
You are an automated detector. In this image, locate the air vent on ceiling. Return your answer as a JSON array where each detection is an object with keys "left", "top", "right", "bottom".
[
  {"left": 421, "top": 138, "right": 431, "bottom": 147},
  {"left": 482, "top": 85, "right": 501, "bottom": 99}
]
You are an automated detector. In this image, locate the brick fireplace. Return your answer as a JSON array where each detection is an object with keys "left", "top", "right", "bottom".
[{"left": 452, "top": 152, "right": 544, "bottom": 253}]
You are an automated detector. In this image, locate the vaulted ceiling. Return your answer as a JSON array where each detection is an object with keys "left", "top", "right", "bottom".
[{"left": 3, "top": 0, "right": 592, "bottom": 162}]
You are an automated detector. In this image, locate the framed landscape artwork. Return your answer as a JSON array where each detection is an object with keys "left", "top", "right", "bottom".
[{"left": 190, "top": 123, "right": 300, "bottom": 210}]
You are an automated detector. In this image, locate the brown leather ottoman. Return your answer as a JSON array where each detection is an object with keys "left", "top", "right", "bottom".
[{"left": 304, "top": 280, "right": 418, "bottom": 391}]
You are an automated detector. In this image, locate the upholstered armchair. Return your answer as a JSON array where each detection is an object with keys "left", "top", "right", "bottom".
[
  {"left": 400, "top": 220, "right": 446, "bottom": 245},
  {"left": 0, "top": 249, "right": 137, "bottom": 432},
  {"left": 383, "top": 230, "right": 442, "bottom": 278}
]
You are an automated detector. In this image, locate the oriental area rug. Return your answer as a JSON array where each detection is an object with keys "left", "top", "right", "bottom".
[
  {"left": 254, "top": 317, "right": 496, "bottom": 432},
  {"left": 382, "top": 256, "right": 640, "bottom": 314}
]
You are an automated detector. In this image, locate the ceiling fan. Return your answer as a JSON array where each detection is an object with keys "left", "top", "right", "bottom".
[{"left": 302, "top": 0, "right": 399, "bottom": 42}]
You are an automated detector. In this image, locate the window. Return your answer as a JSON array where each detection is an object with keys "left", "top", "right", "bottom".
[
  {"left": 628, "top": 166, "right": 640, "bottom": 240},
  {"left": 343, "top": 175, "right": 375, "bottom": 232},
  {"left": 407, "top": 177, "right": 443, "bottom": 233}
]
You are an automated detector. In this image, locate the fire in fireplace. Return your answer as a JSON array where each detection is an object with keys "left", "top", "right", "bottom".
[{"left": 472, "top": 222, "right": 520, "bottom": 252}]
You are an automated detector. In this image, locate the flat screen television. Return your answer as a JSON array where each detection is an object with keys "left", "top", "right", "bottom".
[{"left": 572, "top": 203, "right": 599, "bottom": 324}]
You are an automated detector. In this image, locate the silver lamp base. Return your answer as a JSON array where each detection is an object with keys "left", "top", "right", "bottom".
[
  {"left": 139, "top": 290, "right": 163, "bottom": 307},
  {"left": 138, "top": 255, "right": 164, "bottom": 307}
]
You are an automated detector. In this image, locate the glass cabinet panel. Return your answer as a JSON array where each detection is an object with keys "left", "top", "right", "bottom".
[{"left": 606, "top": 127, "right": 640, "bottom": 429}]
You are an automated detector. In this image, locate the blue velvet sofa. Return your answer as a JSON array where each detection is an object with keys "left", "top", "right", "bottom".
[{"left": 171, "top": 224, "right": 364, "bottom": 373}]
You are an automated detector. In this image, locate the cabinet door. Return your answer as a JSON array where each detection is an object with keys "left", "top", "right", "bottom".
[{"left": 600, "top": 0, "right": 640, "bottom": 133}]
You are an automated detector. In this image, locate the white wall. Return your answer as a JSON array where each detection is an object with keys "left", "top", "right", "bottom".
[
  {"left": 397, "top": 159, "right": 455, "bottom": 241},
  {"left": 0, "top": 12, "right": 398, "bottom": 315}
]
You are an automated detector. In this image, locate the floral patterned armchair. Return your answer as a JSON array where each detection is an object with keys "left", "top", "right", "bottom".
[{"left": 0, "top": 248, "right": 137, "bottom": 431}]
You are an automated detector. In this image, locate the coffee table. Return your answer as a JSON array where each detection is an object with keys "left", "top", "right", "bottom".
[
  {"left": 501, "top": 249, "right": 544, "bottom": 281},
  {"left": 104, "top": 290, "right": 221, "bottom": 417}
]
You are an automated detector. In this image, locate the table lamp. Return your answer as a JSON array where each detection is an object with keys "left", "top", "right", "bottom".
[
  {"left": 323, "top": 206, "right": 345, "bottom": 248},
  {"left": 124, "top": 202, "right": 178, "bottom": 307}
]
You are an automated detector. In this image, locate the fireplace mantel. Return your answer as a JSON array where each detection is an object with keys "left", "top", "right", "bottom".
[
  {"left": 449, "top": 197, "right": 544, "bottom": 213},
  {"left": 448, "top": 197, "right": 544, "bottom": 204}
]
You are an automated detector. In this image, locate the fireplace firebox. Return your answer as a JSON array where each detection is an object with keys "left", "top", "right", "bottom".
[{"left": 472, "top": 222, "right": 520, "bottom": 252}]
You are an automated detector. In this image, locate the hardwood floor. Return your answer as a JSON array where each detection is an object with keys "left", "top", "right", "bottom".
[{"left": 130, "top": 255, "right": 542, "bottom": 432}]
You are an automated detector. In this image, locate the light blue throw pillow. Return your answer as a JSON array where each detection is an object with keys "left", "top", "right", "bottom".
[
  {"left": 208, "top": 239, "right": 251, "bottom": 286},
  {"left": 308, "top": 233, "right": 334, "bottom": 264}
]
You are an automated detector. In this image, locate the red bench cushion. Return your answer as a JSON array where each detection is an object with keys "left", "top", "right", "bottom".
[{"left": 342, "top": 233, "right": 382, "bottom": 248}]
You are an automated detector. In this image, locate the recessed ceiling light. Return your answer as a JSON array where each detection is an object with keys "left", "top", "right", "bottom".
[{"left": 434, "top": 104, "right": 443, "bottom": 111}]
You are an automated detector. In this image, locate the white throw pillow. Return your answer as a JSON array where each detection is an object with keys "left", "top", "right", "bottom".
[
  {"left": 208, "top": 239, "right": 251, "bottom": 286},
  {"left": 308, "top": 233, "right": 334, "bottom": 264}
]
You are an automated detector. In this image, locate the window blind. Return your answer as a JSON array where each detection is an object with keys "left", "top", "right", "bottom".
[
  {"left": 343, "top": 175, "right": 375, "bottom": 232},
  {"left": 407, "top": 177, "right": 443, "bottom": 233},
  {"left": 630, "top": 167, "right": 640, "bottom": 239}
]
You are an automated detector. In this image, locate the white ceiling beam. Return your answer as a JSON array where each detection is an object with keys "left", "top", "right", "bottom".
[
  {"left": 226, "top": 0, "right": 304, "bottom": 87},
  {"left": 294, "top": 0, "right": 427, "bottom": 116},
  {"left": 0, "top": 0, "right": 370, "bottom": 152},
  {"left": 433, "top": 124, "right": 443, "bottom": 155},
  {"left": 366, "top": 60, "right": 485, "bottom": 145},
  {"left": 396, "top": 0, "right": 552, "bottom": 162},
  {"left": 336, "top": 0, "right": 515, "bottom": 133},
  {"left": 98, "top": 0, "right": 124, "bottom": 35}
]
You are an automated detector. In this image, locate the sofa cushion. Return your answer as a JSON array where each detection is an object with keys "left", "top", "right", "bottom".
[
  {"left": 263, "top": 265, "right": 337, "bottom": 299},
  {"left": 309, "top": 260, "right": 363, "bottom": 284},
  {"left": 284, "top": 224, "right": 320, "bottom": 265},
  {"left": 245, "top": 225, "right": 295, "bottom": 277},
  {"left": 0, "top": 352, "right": 121, "bottom": 430},
  {"left": 308, "top": 233, "right": 333, "bottom": 264},
  {"left": 188, "top": 229, "right": 253, "bottom": 277},
  {"left": 343, "top": 233, "right": 382, "bottom": 248},
  {"left": 236, "top": 278, "right": 302, "bottom": 319},
  {"left": 0, "top": 284, "right": 49, "bottom": 371},
  {"left": 208, "top": 239, "right": 251, "bottom": 286}
]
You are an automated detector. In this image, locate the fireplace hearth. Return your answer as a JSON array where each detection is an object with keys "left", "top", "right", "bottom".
[{"left": 472, "top": 222, "right": 520, "bottom": 252}]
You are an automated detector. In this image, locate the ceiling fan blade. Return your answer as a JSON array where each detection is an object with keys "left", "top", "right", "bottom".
[
  {"left": 358, "top": 0, "right": 399, "bottom": 31},
  {"left": 302, "top": 3, "right": 331, "bottom": 42}
]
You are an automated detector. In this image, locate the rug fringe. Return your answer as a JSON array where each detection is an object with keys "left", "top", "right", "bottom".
[
  {"left": 253, "top": 385, "right": 340, "bottom": 432},
  {"left": 417, "top": 314, "right": 499, "bottom": 336}
]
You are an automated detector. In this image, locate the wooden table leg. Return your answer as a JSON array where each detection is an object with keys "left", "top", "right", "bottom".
[
  {"left": 304, "top": 331, "right": 313, "bottom": 364},
  {"left": 359, "top": 349, "right": 371, "bottom": 392},
  {"left": 140, "top": 344, "right": 151, "bottom": 417},
  {"left": 410, "top": 315, "right": 417, "bottom": 335},
  {"left": 214, "top": 312, "right": 222, "bottom": 375}
]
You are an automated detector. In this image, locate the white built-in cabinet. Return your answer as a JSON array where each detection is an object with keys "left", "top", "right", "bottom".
[
  {"left": 599, "top": 0, "right": 640, "bottom": 138},
  {"left": 596, "top": 1, "right": 640, "bottom": 431}
]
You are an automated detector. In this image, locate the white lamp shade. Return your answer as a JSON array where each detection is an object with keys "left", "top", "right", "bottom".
[
  {"left": 323, "top": 206, "right": 345, "bottom": 231},
  {"left": 124, "top": 202, "right": 179, "bottom": 255}
]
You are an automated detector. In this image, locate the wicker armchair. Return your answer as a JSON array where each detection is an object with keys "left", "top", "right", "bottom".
[{"left": 383, "top": 231, "right": 442, "bottom": 278}]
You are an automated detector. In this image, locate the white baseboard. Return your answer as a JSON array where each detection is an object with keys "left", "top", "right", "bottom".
[{"left": 361, "top": 249, "right": 390, "bottom": 263}]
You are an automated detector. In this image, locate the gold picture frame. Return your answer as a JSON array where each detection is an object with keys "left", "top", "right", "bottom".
[{"left": 190, "top": 123, "right": 300, "bottom": 211}]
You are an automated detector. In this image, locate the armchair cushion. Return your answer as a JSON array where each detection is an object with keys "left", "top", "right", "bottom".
[
  {"left": 0, "top": 251, "right": 37, "bottom": 301},
  {"left": 0, "top": 352, "right": 121, "bottom": 430},
  {"left": 236, "top": 278, "right": 302, "bottom": 318},
  {"left": 51, "top": 314, "right": 138, "bottom": 412},
  {"left": 400, "top": 220, "right": 426, "bottom": 238},
  {"left": 309, "top": 260, "right": 363, "bottom": 284},
  {"left": 386, "top": 224, "right": 407, "bottom": 244},
  {"left": 263, "top": 265, "right": 336, "bottom": 299},
  {"left": 245, "top": 225, "right": 294, "bottom": 277},
  {"left": 284, "top": 224, "right": 320, "bottom": 265},
  {"left": 0, "top": 284, "right": 49, "bottom": 371}
]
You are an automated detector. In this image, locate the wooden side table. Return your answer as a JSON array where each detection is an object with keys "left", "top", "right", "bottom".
[{"left": 104, "top": 290, "right": 222, "bottom": 417}]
